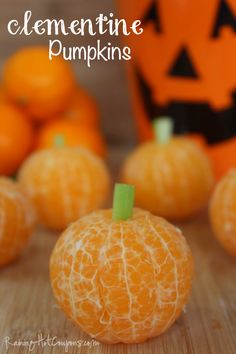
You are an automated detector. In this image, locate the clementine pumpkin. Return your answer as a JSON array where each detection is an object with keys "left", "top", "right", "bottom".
[
  {"left": 210, "top": 170, "right": 236, "bottom": 257},
  {"left": 0, "top": 102, "right": 34, "bottom": 175},
  {"left": 18, "top": 147, "right": 110, "bottom": 230},
  {"left": 121, "top": 118, "right": 214, "bottom": 220},
  {"left": 0, "top": 177, "right": 35, "bottom": 267},
  {"left": 3, "top": 46, "right": 75, "bottom": 121},
  {"left": 50, "top": 184, "right": 193, "bottom": 344},
  {"left": 35, "top": 119, "right": 107, "bottom": 158}
]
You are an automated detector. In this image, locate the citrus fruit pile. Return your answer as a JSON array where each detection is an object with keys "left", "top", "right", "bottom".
[
  {"left": 1, "top": 46, "right": 235, "bottom": 346},
  {"left": 0, "top": 46, "right": 106, "bottom": 176}
]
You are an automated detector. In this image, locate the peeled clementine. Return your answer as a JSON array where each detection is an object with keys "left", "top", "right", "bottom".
[
  {"left": 210, "top": 170, "right": 236, "bottom": 257},
  {"left": 121, "top": 119, "right": 214, "bottom": 220},
  {"left": 50, "top": 184, "right": 193, "bottom": 344},
  {"left": 35, "top": 119, "right": 106, "bottom": 158},
  {"left": 18, "top": 147, "right": 110, "bottom": 230},
  {"left": 3, "top": 46, "right": 75, "bottom": 121},
  {"left": 0, "top": 102, "right": 34, "bottom": 175},
  {"left": 56, "top": 87, "right": 99, "bottom": 128},
  {"left": 0, "top": 177, "right": 35, "bottom": 267}
]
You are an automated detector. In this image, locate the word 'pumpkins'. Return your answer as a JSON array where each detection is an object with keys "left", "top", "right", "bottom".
[
  {"left": 0, "top": 177, "right": 35, "bottom": 267},
  {"left": 18, "top": 147, "right": 110, "bottom": 230},
  {"left": 50, "top": 184, "right": 193, "bottom": 344},
  {"left": 3, "top": 46, "right": 75, "bottom": 120},
  {"left": 210, "top": 170, "right": 236, "bottom": 257}
]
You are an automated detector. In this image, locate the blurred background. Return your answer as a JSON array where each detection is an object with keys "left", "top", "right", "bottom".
[{"left": 0, "top": 0, "right": 136, "bottom": 149}]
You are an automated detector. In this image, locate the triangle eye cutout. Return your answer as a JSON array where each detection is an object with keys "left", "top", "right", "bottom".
[
  {"left": 211, "top": 0, "right": 236, "bottom": 37},
  {"left": 142, "top": 1, "right": 162, "bottom": 33},
  {"left": 168, "top": 47, "right": 199, "bottom": 78}
]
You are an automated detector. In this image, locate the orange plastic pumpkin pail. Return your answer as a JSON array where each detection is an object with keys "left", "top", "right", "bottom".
[{"left": 118, "top": 0, "right": 236, "bottom": 179}]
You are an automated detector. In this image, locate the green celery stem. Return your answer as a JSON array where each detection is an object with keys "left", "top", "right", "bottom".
[
  {"left": 54, "top": 134, "right": 65, "bottom": 147},
  {"left": 153, "top": 117, "right": 173, "bottom": 144},
  {"left": 112, "top": 184, "right": 135, "bottom": 221}
]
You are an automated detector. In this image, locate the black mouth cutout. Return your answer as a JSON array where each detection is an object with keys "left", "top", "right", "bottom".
[{"left": 135, "top": 67, "right": 236, "bottom": 144}]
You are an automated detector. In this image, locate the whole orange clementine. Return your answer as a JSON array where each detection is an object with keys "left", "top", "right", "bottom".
[
  {"left": 0, "top": 177, "right": 35, "bottom": 267},
  {"left": 50, "top": 184, "right": 193, "bottom": 343},
  {"left": 3, "top": 46, "right": 75, "bottom": 121},
  {"left": 35, "top": 119, "right": 107, "bottom": 158},
  {"left": 56, "top": 87, "right": 99, "bottom": 128},
  {"left": 0, "top": 86, "right": 8, "bottom": 103},
  {"left": 0, "top": 102, "right": 34, "bottom": 175},
  {"left": 18, "top": 147, "right": 110, "bottom": 230},
  {"left": 210, "top": 170, "right": 236, "bottom": 257},
  {"left": 121, "top": 118, "right": 214, "bottom": 220}
]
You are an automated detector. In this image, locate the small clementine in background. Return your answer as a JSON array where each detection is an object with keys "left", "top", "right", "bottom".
[
  {"left": 3, "top": 46, "right": 75, "bottom": 121},
  {"left": 0, "top": 103, "right": 34, "bottom": 175},
  {"left": 56, "top": 87, "right": 99, "bottom": 128},
  {"left": 50, "top": 184, "right": 193, "bottom": 344},
  {"left": 18, "top": 147, "right": 110, "bottom": 230},
  {"left": 210, "top": 170, "right": 236, "bottom": 257},
  {"left": 0, "top": 86, "right": 8, "bottom": 103},
  {"left": 35, "top": 119, "right": 107, "bottom": 158},
  {"left": 0, "top": 177, "right": 35, "bottom": 267},
  {"left": 121, "top": 118, "right": 214, "bottom": 220}
]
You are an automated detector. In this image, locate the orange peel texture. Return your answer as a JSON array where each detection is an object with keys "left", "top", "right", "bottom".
[
  {"left": 122, "top": 138, "right": 214, "bottom": 220},
  {"left": 50, "top": 208, "right": 193, "bottom": 344},
  {"left": 0, "top": 177, "right": 35, "bottom": 267},
  {"left": 210, "top": 169, "right": 236, "bottom": 257},
  {"left": 18, "top": 147, "right": 110, "bottom": 231}
]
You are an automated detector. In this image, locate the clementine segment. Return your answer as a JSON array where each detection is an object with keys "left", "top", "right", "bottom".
[
  {"left": 18, "top": 147, "right": 110, "bottom": 230},
  {"left": 0, "top": 103, "right": 34, "bottom": 175},
  {"left": 3, "top": 46, "right": 75, "bottom": 120},
  {"left": 210, "top": 170, "right": 236, "bottom": 257},
  {"left": 121, "top": 138, "right": 214, "bottom": 220},
  {"left": 35, "top": 119, "right": 107, "bottom": 158},
  {"left": 50, "top": 208, "right": 193, "bottom": 343},
  {"left": 0, "top": 177, "right": 35, "bottom": 267}
]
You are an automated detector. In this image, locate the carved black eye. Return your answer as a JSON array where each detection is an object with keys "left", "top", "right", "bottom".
[
  {"left": 142, "top": 1, "right": 162, "bottom": 33},
  {"left": 212, "top": 0, "right": 236, "bottom": 37},
  {"left": 168, "top": 47, "right": 198, "bottom": 79}
]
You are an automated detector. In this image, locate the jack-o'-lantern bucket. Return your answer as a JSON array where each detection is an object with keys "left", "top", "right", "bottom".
[{"left": 118, "top": 0, "right": 236, "bottom": 180}]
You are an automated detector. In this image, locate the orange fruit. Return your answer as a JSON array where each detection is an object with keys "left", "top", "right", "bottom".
[
  {"left": 122, "top": 135, "right": 214, "bottom": 220},
  {"left": 0, "top": 177, "right": 35, "bottom": 267},
  {"left": 0, "top": 102, "right": 34, "bottom": 175},
  {"left": 0, "top": 86, "right": 8, "bottom": 103},
  {"left": 56, "top": 87, "right": 99, "bottom": 128},
  {"left": 50, "top": 206, "right": 193, "bottom": 344},
  {"left": 3, "top": 46, "right": 75, "bottom": 121},
  {"left": 35, "top": 119, "right": 107, "bottom": 158},
  {"left": 18, "top": 147, "right": 110, "bottom": 230},
  {"left": 207, "top": 137, "right": 236, "bottom": 182},
  {"left": 210, "top": 170, "right": 236, "bottom": 256}
]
